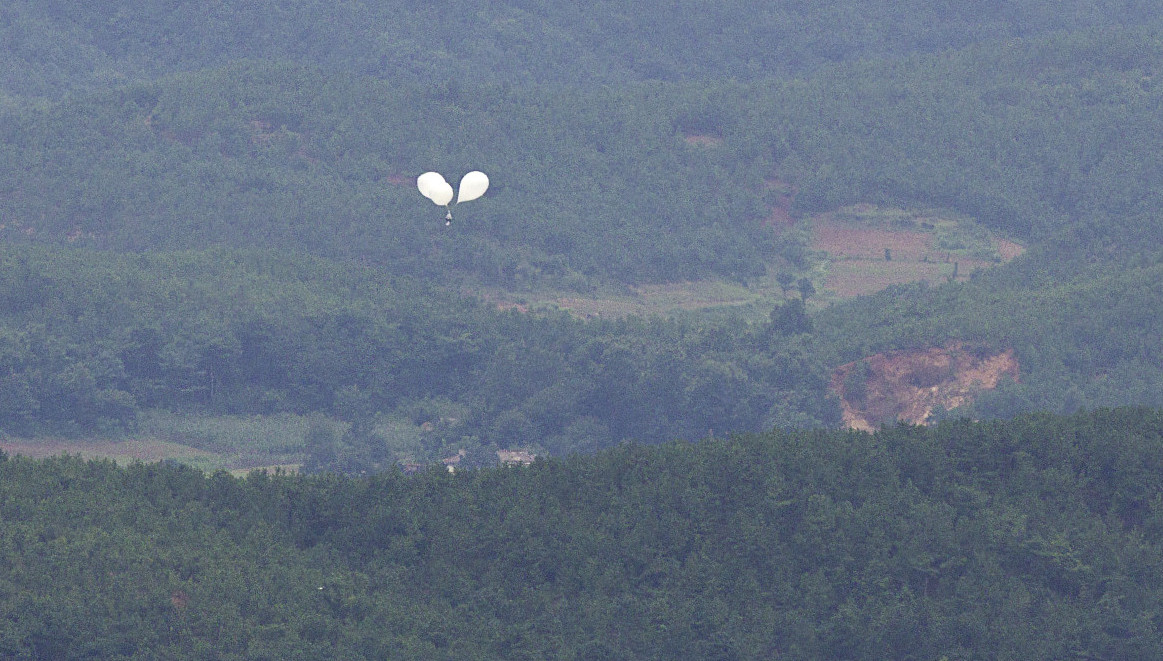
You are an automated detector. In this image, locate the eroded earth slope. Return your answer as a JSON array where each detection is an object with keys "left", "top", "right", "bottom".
[{"left": 832, "top": 342, "right": 1020, "bottom": 430}]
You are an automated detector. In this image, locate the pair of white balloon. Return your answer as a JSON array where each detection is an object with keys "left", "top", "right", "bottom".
[
  {"left": 417, "top": 170, "right": 489, "bottom": 224},
  {"left": 417, "top": 170, "right": 489, "bottom": 207}
]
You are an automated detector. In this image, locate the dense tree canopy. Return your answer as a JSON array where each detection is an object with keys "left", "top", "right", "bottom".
[
  {"left": 2, "top": 24, "right": 1163, "bottom": 460},
  {"left": 3, "top": 410, "right": 1163, "bottom": 658},
  {"left": 0, "top": 245, "right": 836, "bottom": 466},
  {"left": 7, "top": 29, "right": 1163, "bottom": 284},
  {"left": 3, "top": 4, "right": 1163, "bottom": 656},
  {"left": 8, "top": 0, "right": 1162, "bottom": 99}
]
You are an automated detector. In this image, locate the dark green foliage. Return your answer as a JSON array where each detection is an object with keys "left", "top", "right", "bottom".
[
  {"left": 795, "top": 277, "right": 816, "bottom": 302},
  {"left": 2, "top": 2, "right": 1163, "bottom": 462},
  {"left": 6, "top": 25, "right": 1163, "bottom": 288},
  {"left": 3, "top": 410, "right": 1163, "bottom": 658},
  {"left": 775, "top": 272, "right": 795, "bottom": 297},
  {"left": 767, "top": 298, "right": 812, "bottom": 336},
  {"left": 3, "top": 11, "right": 1163, "bottom": 656},
  {"left": 0, "top": 65, "right": 776, "bottom": 285},
  {"left": 0, "top": 244, "right": 835, "bottom": 461},
  {"left": 9, "top": 0, "right": 1162, "bottom": 99}
]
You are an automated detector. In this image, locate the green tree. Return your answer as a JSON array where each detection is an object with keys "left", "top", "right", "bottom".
[{"left": 796, "top": 277, "right": 816, "bottom": 302}]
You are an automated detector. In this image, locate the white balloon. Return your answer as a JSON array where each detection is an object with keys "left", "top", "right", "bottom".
[
  {"left": 429, "top": 180, "right": 454, "bottom": 206},
  {"left": 456, "top": 171, "right": 489, "bottom": 204},
  {"left": 416, "top": 171, "right": 448, "bottom": 201}
]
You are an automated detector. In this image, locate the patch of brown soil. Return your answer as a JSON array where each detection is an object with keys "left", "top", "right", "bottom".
[
  {"left": 810, "top": 213, "right": 1023, "bottom": 299},
  {"left": 832, "top": 342, "right": 1019, "bottom": 431},
  {"left": 683, "top": 134, "right": 723, "bottom": 147},
  {"left": 812, "top": 217, "right": 937, "bottom": 260},
  {"left": 495, "top": 301, "right": 529, "bottom": 313},
  {"left": 765, "top": 205, "right": 794, "bottom": 227},
  {"left": 475, "top": 291, "right": 530, "bottom": 314},
  {"left": 995, "top": 238, "right": 1025, "bottom": 261}
]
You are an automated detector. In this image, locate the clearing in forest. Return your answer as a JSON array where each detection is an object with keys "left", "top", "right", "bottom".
[
  {"left": 0, "top": 435, "right": 301, "bottom": 475},
  {"left": 810, "top": 204, "right": 1024, "bottom": 300},
  {"left": 0, "top": 412, "right": 318, "bottom": 474},
  {"left": 480, "top": 202, "right": 1023, "bottom": 318},
  {"left": 0, "top": 437, "right": 224, "bottom": 469}
]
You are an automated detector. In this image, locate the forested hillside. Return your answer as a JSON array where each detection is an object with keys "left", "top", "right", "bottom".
[
  {"left": 1, "top": 2, "right": 1162, "bottom": 467},
  {"left": 3, "top": 410, "right": 1162, "bottom": 658},
  {"left": 0, "top": 245, "right": 835, "bottom": 469},
  {"left": 8, "top": 0, "right": 1161, "bottom": 99},
  {"left": 0, "top": 65, "right": 776, "bottom": 285},
  {"left": 7, "top": 31, "right": 1163, "bottom": 285},
  {"left": 4, "top": 4, "right": 1163, "bottom": 655}
]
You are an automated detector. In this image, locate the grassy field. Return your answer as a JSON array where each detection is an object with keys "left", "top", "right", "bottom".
[
  {"left": 481, "top": 278, "right": 787, "bottom": 320},
  {"left": 1, "top": 412, "right": 311, "bottom": 473},
  {"left": 811, "top": 204, "right": 1020, "bottom": 300},
  {"left": 0, "top": 436, "right": 224, "bottom": 470},
  {"left": 479, "top": 204, "right": 1023, "bottom": 318},
  {"left": 0, "top": 409, "right": 439, "bottom": 474}
]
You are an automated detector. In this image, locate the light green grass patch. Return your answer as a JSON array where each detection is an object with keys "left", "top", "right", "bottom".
[
  {"left": 373, "top": 417, "right": 427, "bottom": 463},
  {"left": 0, "top": 436, "right": 228, "bottom": 472},
  {"left": 475, "top": 204, "right": 1018, "bottom": 321},
  {"left": 137, "top": 410, "right": 313, "bottom": 468}
]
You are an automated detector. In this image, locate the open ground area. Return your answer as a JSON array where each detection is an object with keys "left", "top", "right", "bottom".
[{"left": 481, "top": 203, "right": 1024, "bottom": 318}]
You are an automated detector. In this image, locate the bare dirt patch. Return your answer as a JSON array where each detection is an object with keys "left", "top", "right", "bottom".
[
  {"left": 995, "top": 238, "right": 1025, "bottom": 261},
  {"left": 832, "top": 342, "right": 1019, "bottom": 431},
  {"left": 809, "top": 206, "right": 1022, "bottom": 300},
  {"left": 813, "top": 218, "right": 936, "bottom": 260},
  {"left": 682, "top": 134, "right": 724, "bottom": 147}
]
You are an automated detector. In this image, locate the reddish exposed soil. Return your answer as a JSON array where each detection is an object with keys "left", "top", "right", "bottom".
[
  {"left": 764, "top": 200, "right": 794, "bottom": 227},
  {"left": 995, "top": 238, "right": 1025, "bottom": 261},
  {"left": 812, "top": 218, "right": 936, "bottom": 260},
  {"left": 810, "top": 213, "right": 1019, "bottom": 297},
  {"left": 476, "top": 291, "right": 531, "bottom": 314},
  {"left": 682, "top": 134, "right": 724, "bottom": 147},
  {"left": 832, "top": 342, "right": 1019, "bottom": 431},
  {"left": 494, "top": 301, "right": 530, "bottom": 313}
]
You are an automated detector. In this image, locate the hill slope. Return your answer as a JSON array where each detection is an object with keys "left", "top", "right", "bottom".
[
  {"left": 2, "top": 409, "right": 1161, "bottom": 658},
  {"left": 2, "top": 7, "right": 1163, "bottom": 458},
  {"left": 8, "top": 0, "right": 1163, "bottom": 98}
]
